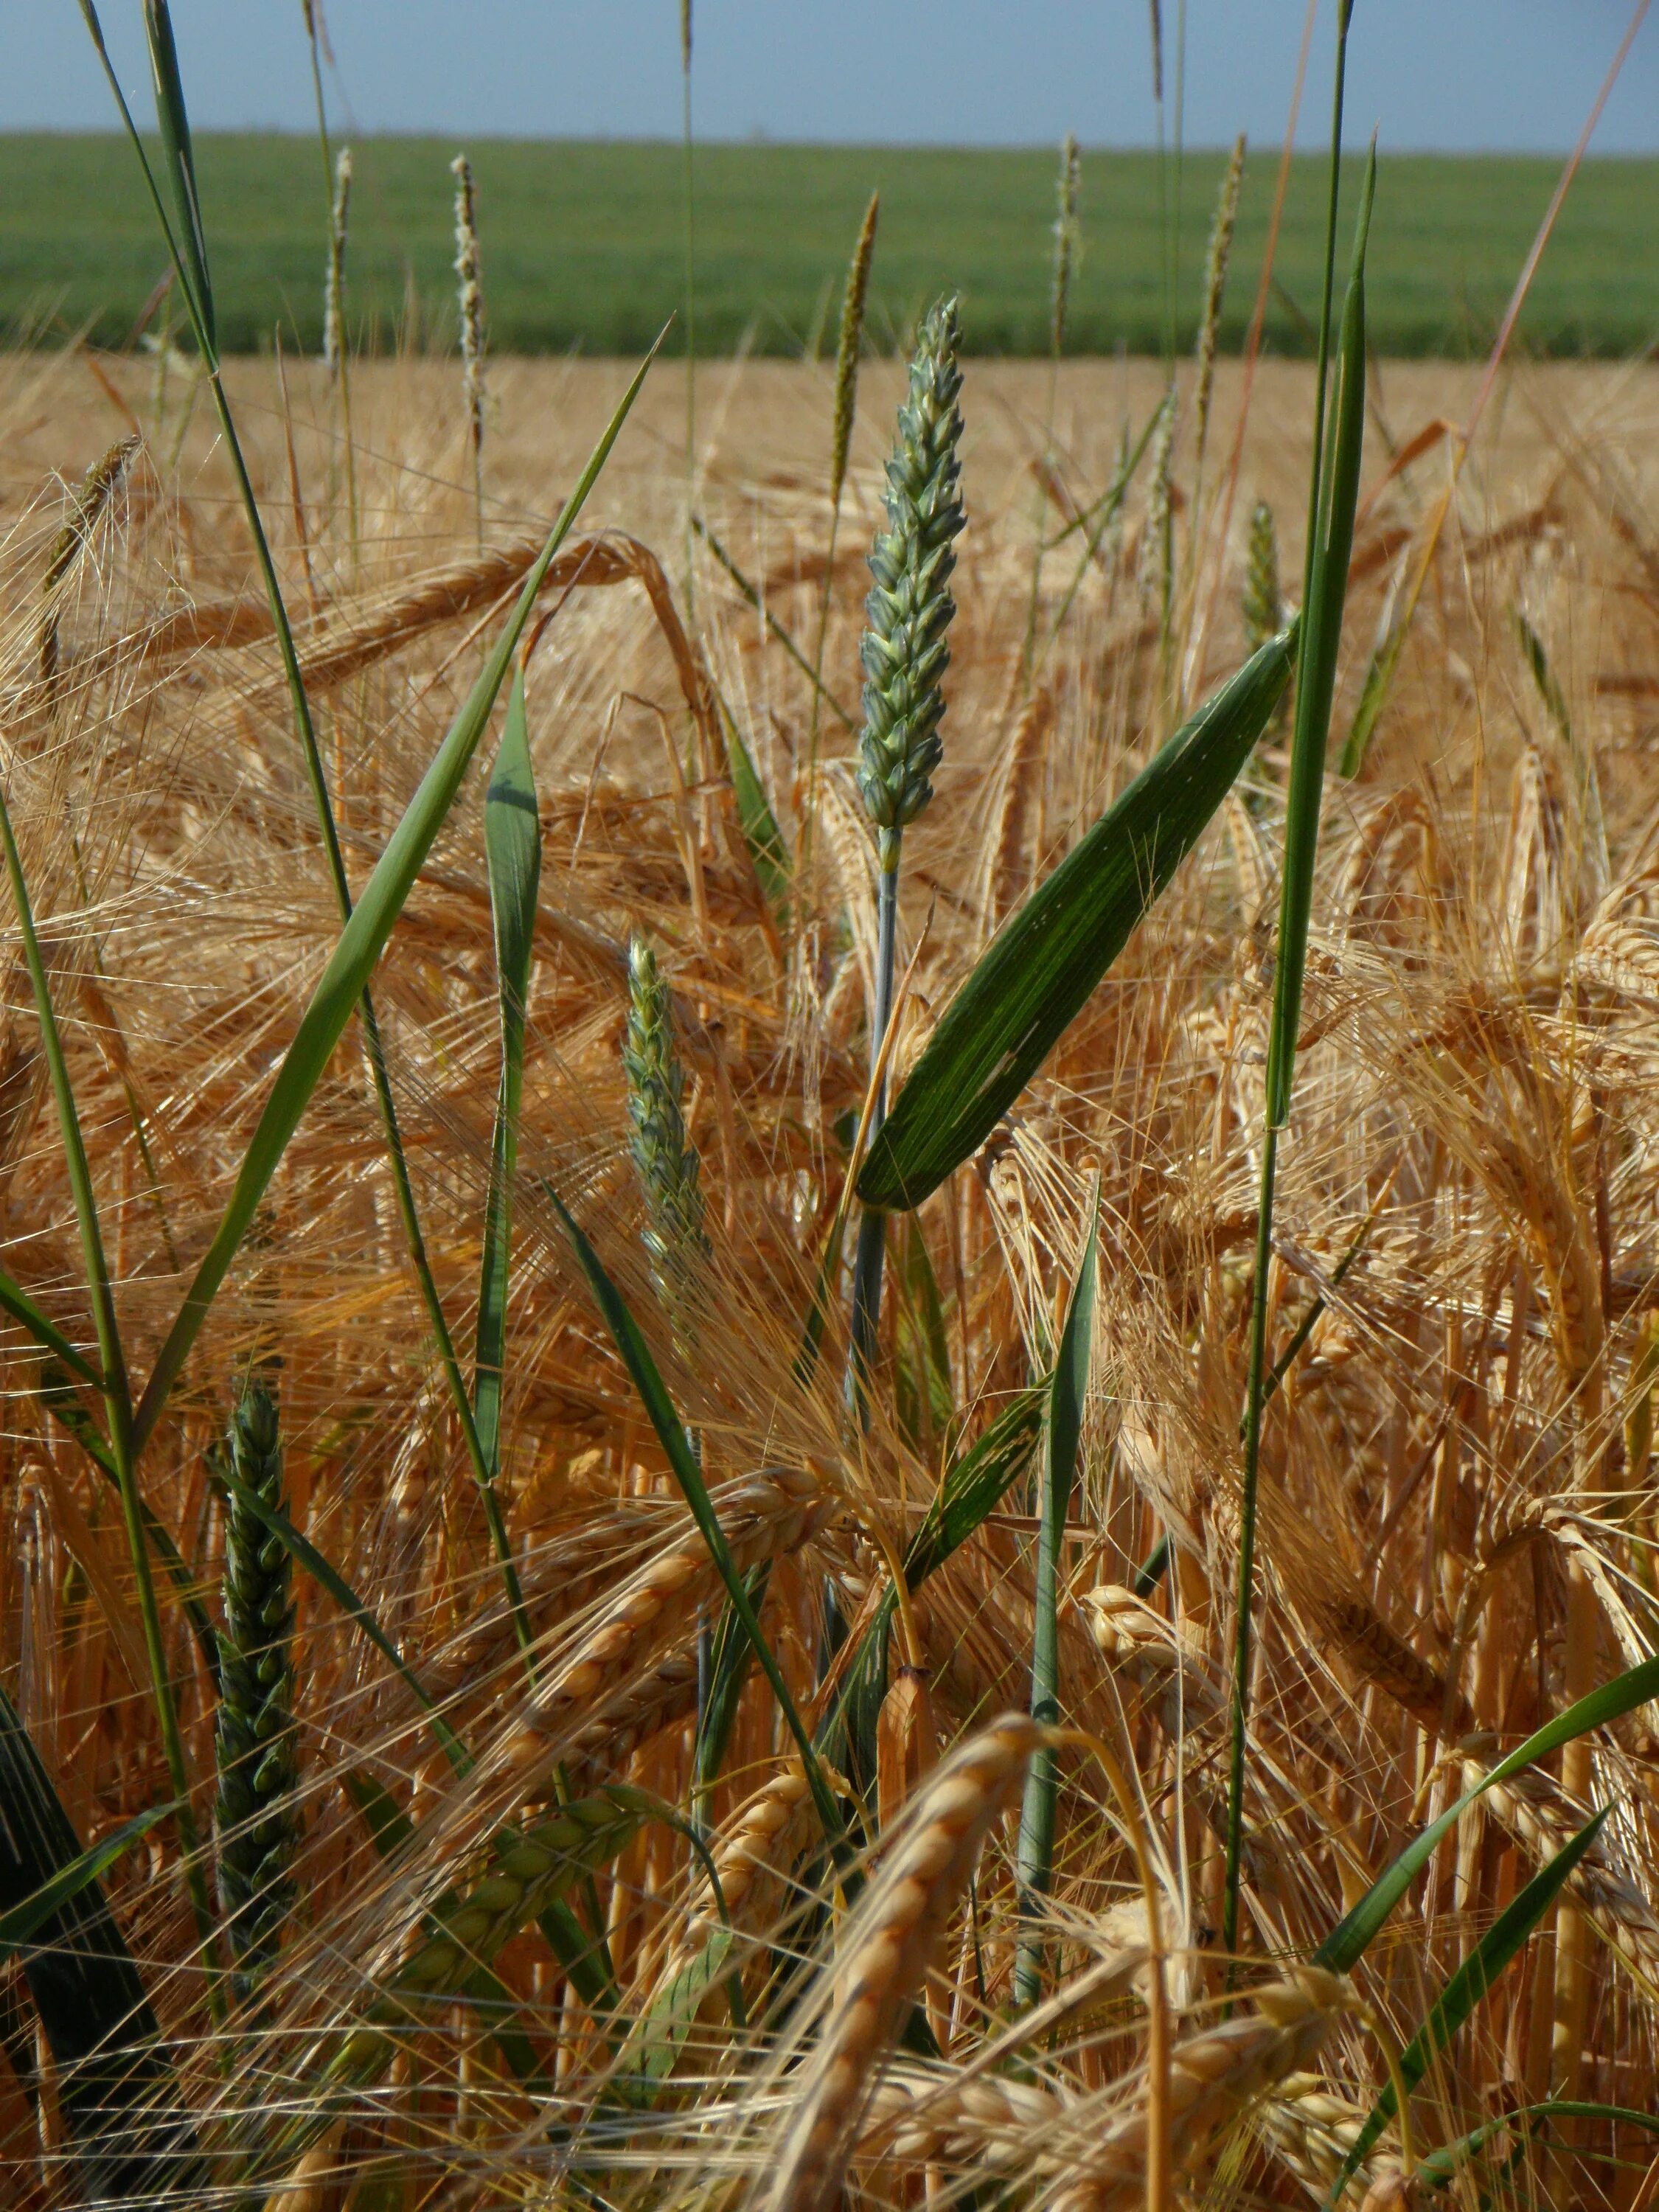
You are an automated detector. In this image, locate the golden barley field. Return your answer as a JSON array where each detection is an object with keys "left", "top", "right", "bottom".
[{"left": 5, "top": 310, "right": 1659, "bottom": 2212}]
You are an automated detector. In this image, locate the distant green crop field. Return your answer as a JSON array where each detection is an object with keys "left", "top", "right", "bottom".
[{"left": 4, "top": 136, "right": 1658, "bottom": 358}]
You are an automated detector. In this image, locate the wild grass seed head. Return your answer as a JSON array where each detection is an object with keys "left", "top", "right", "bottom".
[
  {"left": 1051, "top": 133, "right": 1082, "bottom": 359},
  {"left": 857, "top": 295, "right": 966, "bottom": 871},
  {"left": 323, "top": 146, "right": 352, "bottom": 377},
  {"left": 1194, "top": 133, "right": 1246, "bottom": 471},
  {"left": 451, "top": 153, "right": 485, "bottom": 466}
]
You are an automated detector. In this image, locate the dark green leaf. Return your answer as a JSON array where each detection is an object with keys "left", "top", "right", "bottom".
[
  {"left": 1315, "top": 1655, "right": 1659, "bottom": 1974},
  {"left": 476, "top": 663, "right": 541, "bottom": 1480},
  {"left": 0, "top": 1801, "right": 175, "bottom": 1954},
  {"left": 1265, "top": 145, "right": 1373, "bottom": 1130},
  {"left": 0, "top": 1683, "right": 198, "bottom": 2202},
  {"left": 1326, "top": 1809, "right": 1610, "bottom": 2204},
  {"left": 141, "top": 1, "right": 215, "bottom": 350},
  {"left": 858, "top": 627, "right": 1296, "bottom": 1210}
]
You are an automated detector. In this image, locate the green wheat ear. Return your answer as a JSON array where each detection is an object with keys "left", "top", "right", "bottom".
[
  {"left": 214, "top": 1382, "right": 300, "bottom": 2000},
  {"left": 624, "top": 938, "right": 709, "bottom": 1338},
  {"left": 856, "top": 295, "right": 967, "bottom": 870},
  {"left": 1242, "top": 498, "right": 1284, "bottom": 653}
]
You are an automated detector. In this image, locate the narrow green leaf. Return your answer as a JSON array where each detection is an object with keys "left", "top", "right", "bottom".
[
  {"left": 0, "top": 1270, "right": 100, "bottom": 1386},
  {"left": 343, "top": 1770, "right": 417, "bottom": 1862},
  {"left": 1326, "top": 1809, "right": 1610, "bottom": 2204},
  {"left": 693, "top": 1562, "right": 771, "bottom": 1803},
  {"left": 829, "top": 1388, "right": 1045, "bottom": 1762},
  {"left": 541, "top": 1181, "right": 844, "bottom": 1847},
  {"left": 0, "top": 1801, "right": 175, "bottom": 1955},
  {"left": 1014, "top": 1196, "right": 1099, "bottom": 2005},
  {"left": 476, "top": 664, "right": 541, "bottom": 1481},
  {"left": 725, "top": 706, "right": 792, "bottom": 925},
  {"left": 1265, "top": 144, "right": 1374, "bottom": 1131},
  {"left": 1415, "top": 2101, "right": 1659, "bottom": 2193},
  {"left": 41, "top": 1365, "right": 221, "bottom": 1696},
  {"left": 220, "top": 1467, "right": 470, "bottom": 1778},
  {"left": 1336, "top": 619, "right": 1406, "bottom": 779},
  {"left": 858, "top": 625, "right": 1296, "bottom": 1211},
  {"left": 141, "top": 0, "right": 215, "bottom": 350},
  {"left": 0, "top": 1683, "right": 198, "bottom": 2202},
  {"left": 1315, "top": 1655, "right": 1659, "bottom": 1975},
  {"left": 133, "top": 340, "right": 659, "bottom": 1455}
]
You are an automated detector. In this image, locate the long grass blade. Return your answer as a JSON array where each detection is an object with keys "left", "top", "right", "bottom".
[
  {"left": 1315, "top": 1654, "right": 1659, "bottom": 1974},
  {"left": 0, "top": 1802, "right": 175, "bottom": 1955},
  {"left": 1014, "top": 1193, "right": 1099, "bottom": 2006},
  {"left": 141, "top": 0, "right": 215, "bottom": 350},
  {"left": 133, "top": 345, "right": 658, "bottom": 1453},
  {"left": 0, "top": 1267, "right": 101, "bottom": 1387},
  {"left": 0, "top": 1684, "right": 198, "bottom": 2202},
  {"left": 1227, "top": 122, "right": 1374, "bottom": 1965},
  {"left": 858, "top": 625, "right": 1295, "bottom": 1211},
  {"left": 1325, "top": 1809, "right": 1610, "bottom": 2203}
]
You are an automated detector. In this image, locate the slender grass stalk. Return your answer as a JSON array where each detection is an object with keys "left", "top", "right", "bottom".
[
  {"left": 213, "top": 1382, "right": 299, "bottom": 2003},
  {"left": 804, "top": 189, "right": 879, "bottom": 864},
  {"left": 1013, "top": 1193, "right": 1099, "bottom": 2008},
  {"left": 302, "top": 0, "right": 358, "bottom": 550},
  {"left": 80, "top": 0, "right": 544, "bottom": 1635},
  {"left": 1019, "top": 136, "right": 1081, "bottom": 692},
  {"left": 847, "top": 298, "right": 966, "bottom": 1411},
  {"left": 1226, "top": 36, "right": 1371, "bottom": 1960},
  {"left": 452, "top": 154, "right": 486, "bottom": 547},
  {"left": 0, "top": 770, "right": 219, "bottom": 1992}
]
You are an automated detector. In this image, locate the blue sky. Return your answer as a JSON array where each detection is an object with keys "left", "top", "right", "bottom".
[{"left": 7, "top": 3, "right": 1656, "bottom": 153}]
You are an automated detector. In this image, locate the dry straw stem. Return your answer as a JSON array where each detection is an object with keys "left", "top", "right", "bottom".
[{"left": 759, "top": 1714, "right": 1041, "bottom": 2212}]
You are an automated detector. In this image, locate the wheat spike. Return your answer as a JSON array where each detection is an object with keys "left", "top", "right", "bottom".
[
  {"left": 1051, "top": 133, "right": 1082, "bottom": 359},
  {"left": 856, "top": 296, "right": 966, "bottom": 867},
  {"left": 451, "top": 152, "right": 486, "bottom": 513}
]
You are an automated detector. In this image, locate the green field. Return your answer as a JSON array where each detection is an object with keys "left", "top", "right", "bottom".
[{"left": 4, "top": 135, "right": 1658, "bottom": 358}]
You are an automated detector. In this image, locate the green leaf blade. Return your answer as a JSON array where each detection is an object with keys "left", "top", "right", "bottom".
[
  {"left": 857, "top": 625, "right": 1296, "bottom": 1211},
  {"left": 1326, "top": 1808, "right": 1610, "bottom": 2205},
  {"left": 476, "top": 663, "right": 542, "bottom": 1478},
  {"left": 132, "top": 338, "right": 659, "bottom": 1453}
]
